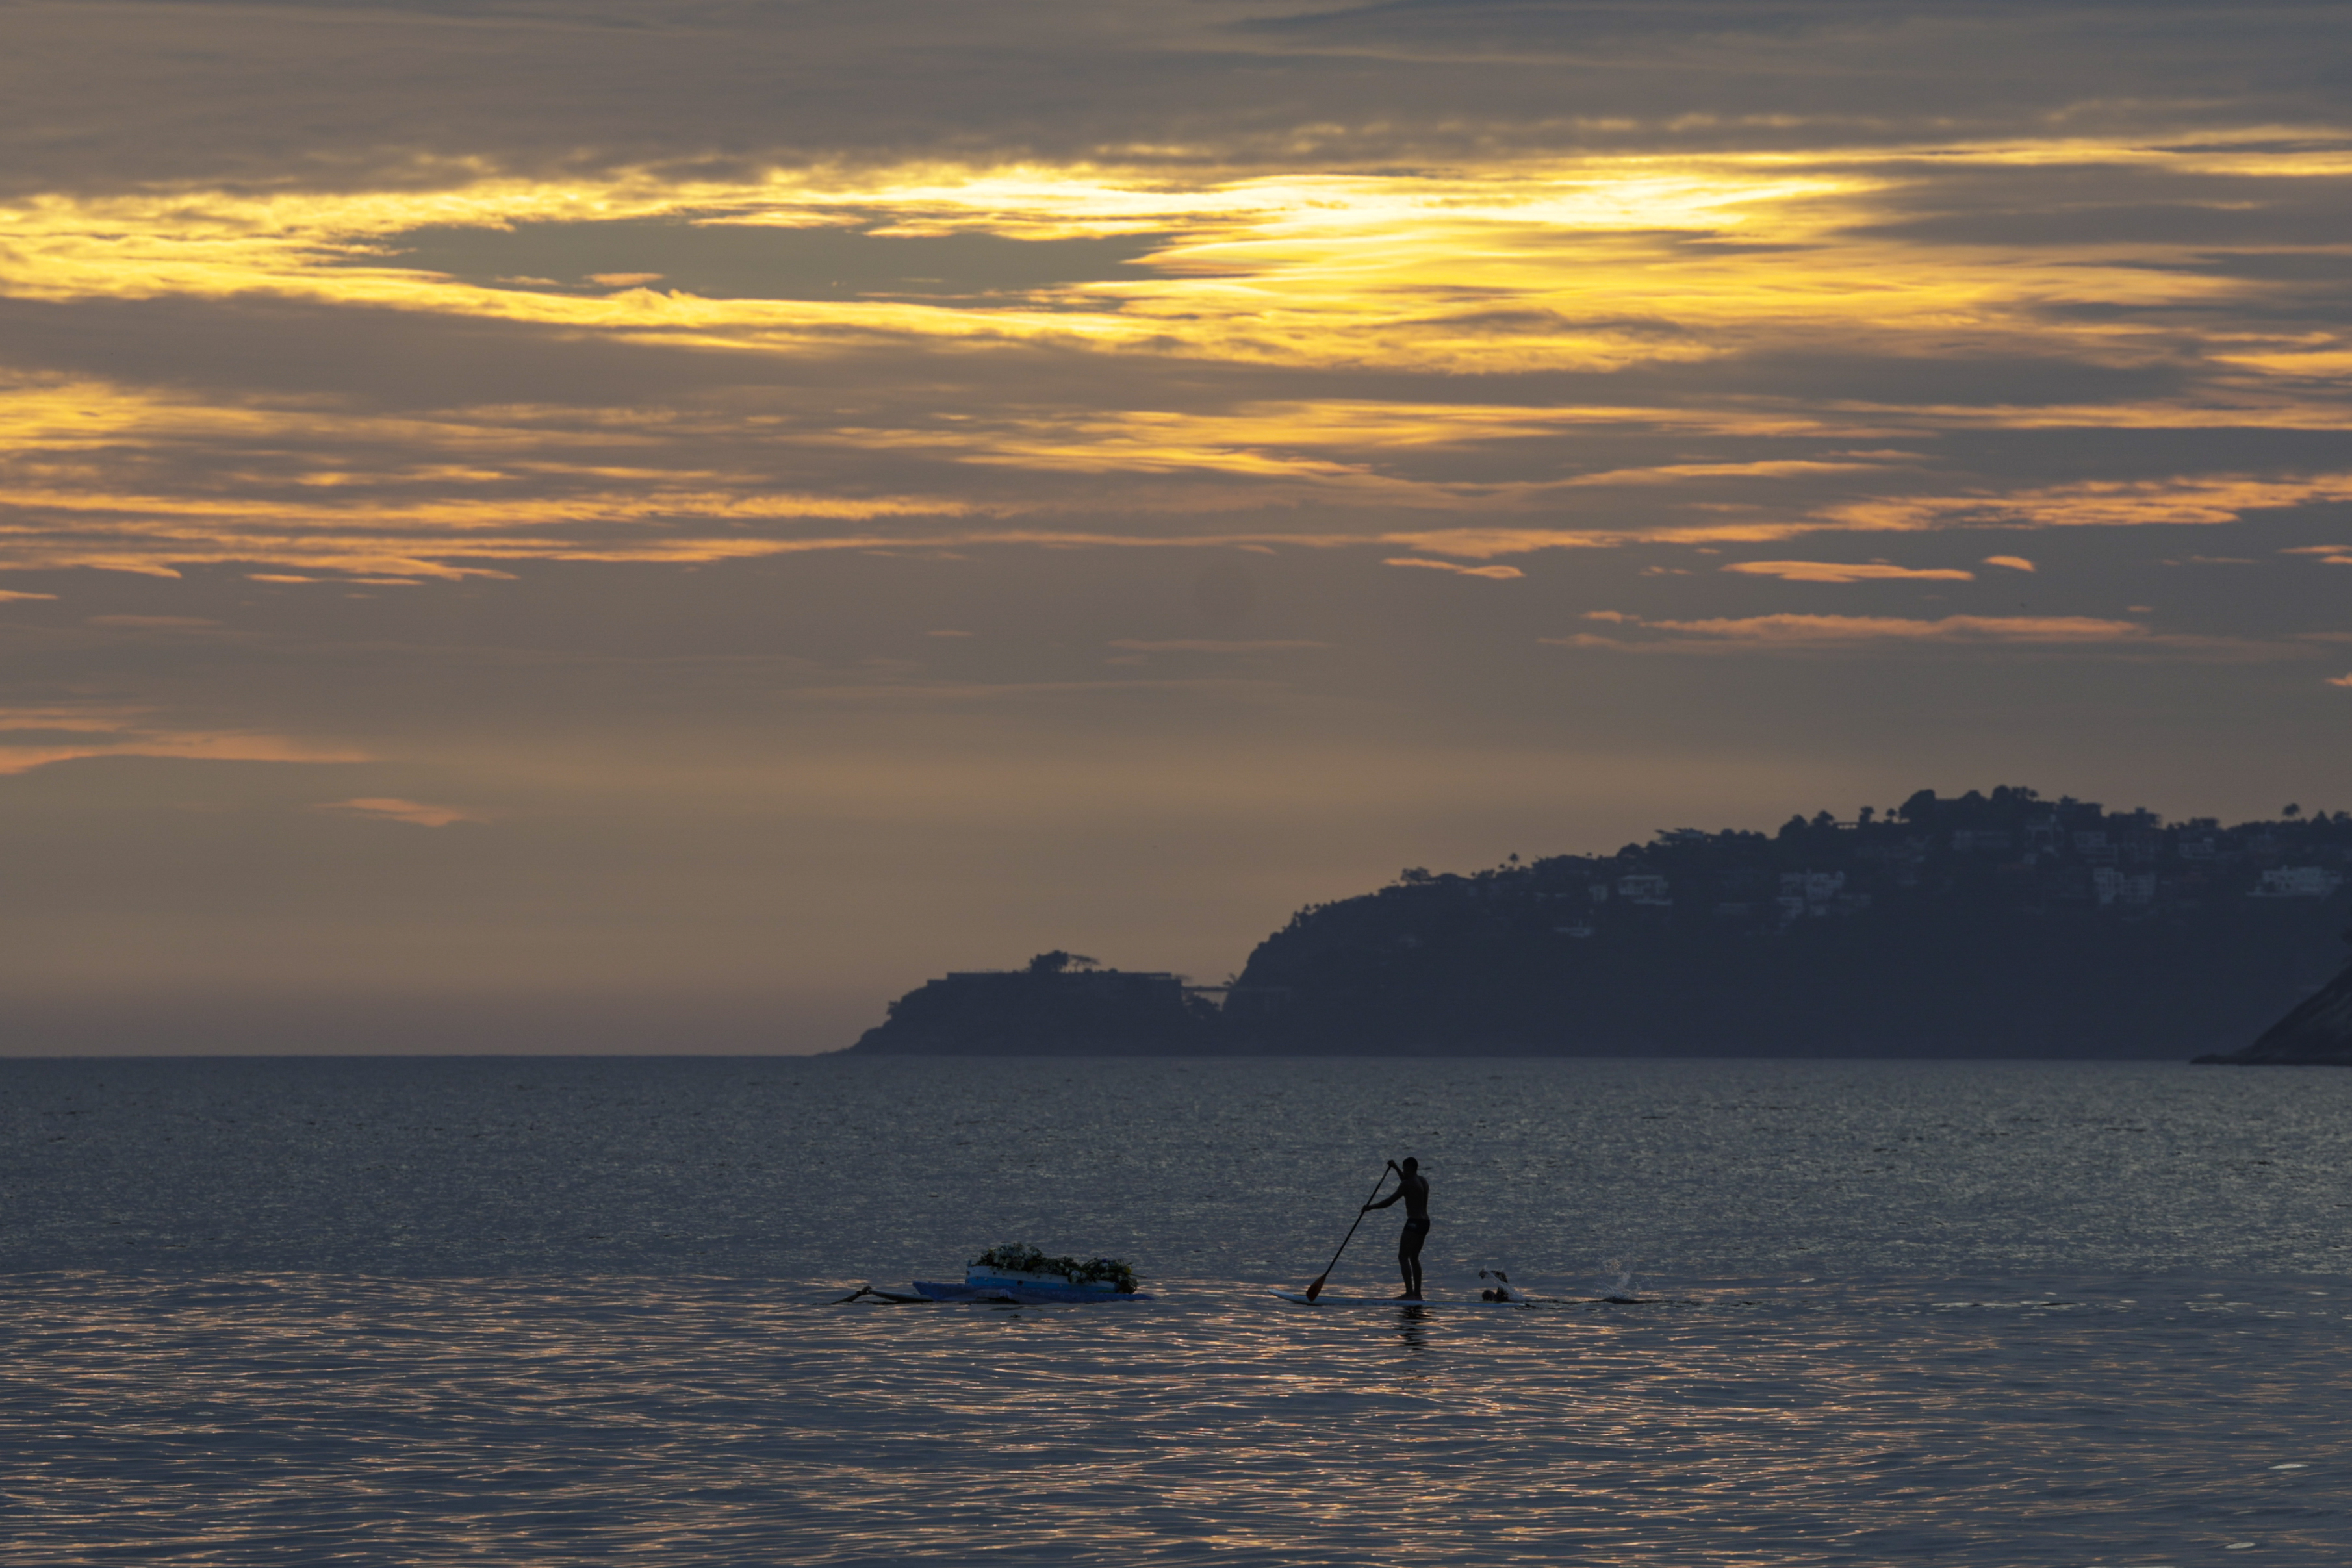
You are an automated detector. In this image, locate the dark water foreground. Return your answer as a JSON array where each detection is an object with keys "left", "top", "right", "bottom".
[{"left": 3, "top": 1057, "right": 2350, "bottom": 1563}]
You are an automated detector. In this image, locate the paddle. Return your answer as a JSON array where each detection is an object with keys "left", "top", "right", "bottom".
[{"left": 1302, "top": 1161, "right": 1398, "bottom": 1302}]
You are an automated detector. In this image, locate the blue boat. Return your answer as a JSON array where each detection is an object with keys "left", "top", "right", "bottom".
[
  {"left": 843, "top": 1245, "right": 1150, "bottom": 1304},
  {"left": 910, "top": 1269, "right": 1152, "bottom": 1304}
]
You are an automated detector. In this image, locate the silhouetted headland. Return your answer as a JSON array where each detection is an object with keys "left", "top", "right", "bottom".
[
  {"left": 846, "top": 788, "right": 2352, "bottom": 1059},
  {"left": 850, "top": 950, "right": 1221, "bottom": 1056}
]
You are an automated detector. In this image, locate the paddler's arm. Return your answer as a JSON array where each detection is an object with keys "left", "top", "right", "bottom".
[{"left": 1361, "top": 1167, "right": 1404, "bottom": 1211}]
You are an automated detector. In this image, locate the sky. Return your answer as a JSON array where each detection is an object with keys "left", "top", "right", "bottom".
[{"left": 4, "top": 0, "right": 2351, "bottom": 1052}]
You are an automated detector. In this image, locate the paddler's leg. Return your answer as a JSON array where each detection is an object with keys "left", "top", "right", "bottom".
[{"left": 1397, "top": 1219, "right": 1428, "bottom": 1300}]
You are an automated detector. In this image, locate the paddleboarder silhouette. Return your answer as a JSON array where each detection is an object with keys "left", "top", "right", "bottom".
[{"left": 1362, "top": 1156, "right": 1429, "bottom": 1300}]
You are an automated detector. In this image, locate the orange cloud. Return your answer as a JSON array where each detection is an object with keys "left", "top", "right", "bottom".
[
  {"left": 4, "top": 146, "right": 2352, "bottom": 583},
  {"left": 1546, "top": 612, "right": 2166, "bottom": 653},
  {"left": 1981, "top": 555, "right": 2036, "bottom": 573},
  {"left": 1561, "top": 461, "right": 1888, "bottom": 488},
  {"left": 1383, "top": 558, "right": 1526, "bottom": 580},
  {"left": 1823, "top": 476, "right": 2352, "bottom": 538},
  {"left": 0, "top": 703, "right": 368, "bottom": 774},
  {"left": 1722, "top": 561, "right": 1974, "bottom": 583},
  {"left": 1657, "top": 614, "right": 2144, "bottom": 644}
]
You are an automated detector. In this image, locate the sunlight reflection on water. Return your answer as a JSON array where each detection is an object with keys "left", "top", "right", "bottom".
[
  {"left": 1, "top": 1275, "right": 2346, "bottom": 1563},
  {"left": 3, "top": 1057, "right": 2351, "bottom": 1562}
]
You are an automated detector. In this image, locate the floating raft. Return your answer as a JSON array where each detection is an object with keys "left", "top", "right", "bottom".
[
  {"left": 841, "top": 1255, "right": 1152, "bottom": 1306},
  {"left": 893, "top": 1266, "right": 1151, "bottom": 1304},
  {"left": 912, "top": 1278, "right": 1151, "bottom": 1304}
]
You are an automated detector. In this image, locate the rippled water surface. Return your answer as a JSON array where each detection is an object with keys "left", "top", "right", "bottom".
[{"left": 5, "top": 1056, "right": 2351, "bottom": 1563}]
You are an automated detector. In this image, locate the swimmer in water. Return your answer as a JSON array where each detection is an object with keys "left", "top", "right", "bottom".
[{"left": 1362, "top": 1156, "right": 1429, "bottom": 1300}]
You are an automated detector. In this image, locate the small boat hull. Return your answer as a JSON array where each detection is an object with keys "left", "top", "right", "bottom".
[{"left": 912, "top": 1280, "right": 1151, "bottom": 1304}]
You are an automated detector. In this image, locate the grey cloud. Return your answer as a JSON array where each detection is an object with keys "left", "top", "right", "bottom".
[
  {"left": 1851, "top": 200, "right": 2352, "bottom": 249},
  {"left": 0, "top": 295, "right": 787, "bottom": 409},
  {"left": 2125, "top": 253, "right": 2352, "bottom": 285},
  {"left": 12, "top": 2, "right": 2352, "bottom": 1050},
  {"left": 1822, "top": 160, "right": 2352, "bottom": 257},
  {"left": 7, "top": 0, "right": 2352, "bottom": 201},
  {"left": 1621, "top": 351, "right": 2195, "bottom": 410},
  {"left": 5, "top": 288, "right": 2342, "bottom": 590},
  {"left": 0, "top": 291, "right": 2220, "bottom": 420},
  {"left": 363, "top": 220, "right": 1175, "bottom": 301},
  {"left": 1898, "top": 428, "right": 2352, "bottom": 492},
  {"left": 0, "top": 292, "right": 1386, "bottom": 427}
]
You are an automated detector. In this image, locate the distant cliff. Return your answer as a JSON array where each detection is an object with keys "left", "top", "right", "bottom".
[
  {"left": 849, "top": 952, "right": 1222, "bottom": 1055},
  {"left": 849, "top": 789, "right": 2352, "bottom": 1058}
]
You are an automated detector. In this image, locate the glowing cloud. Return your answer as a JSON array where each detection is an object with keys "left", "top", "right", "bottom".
[
  {"left": 1981, "top": 557, "right": 2037, "bottom": 573},
  {"left": 2, "top": 138, "right": 2351, "bottom": 579},
  {"left": 1548, "top": 612, "right": 2164, "bottom": 653},
  {"left": 1646, "top": 614, "right": 2147, "bottom": 644},
  {"left": 1722, "top": 561, "right": 1975, "bottom": 583},
  {"left": 1383, "top": 559, "right": 1526, "bottom": 580},
  {"left": 0, "top": 703, "right": 368, "bottom": 774},
  {"left": 1824, "top": 477, "right": 2352, "bottom": 539}
]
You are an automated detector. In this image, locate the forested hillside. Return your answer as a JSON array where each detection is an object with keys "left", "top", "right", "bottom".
[{"left": 1223, "top": 788, "right": 2352, "bottom": 1058}]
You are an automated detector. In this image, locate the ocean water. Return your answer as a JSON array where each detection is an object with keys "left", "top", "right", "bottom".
[{"left": 3, "top": 1056, "right": 2350, "bottom": 1564}]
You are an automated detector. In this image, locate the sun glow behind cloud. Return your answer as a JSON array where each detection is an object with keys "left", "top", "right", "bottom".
[
  {"left": 5, "top": 134, "right": 2352, "bottom": 581},
  {"left": 11, "top": 0, "right": 2352, "bottom": 1043}
]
